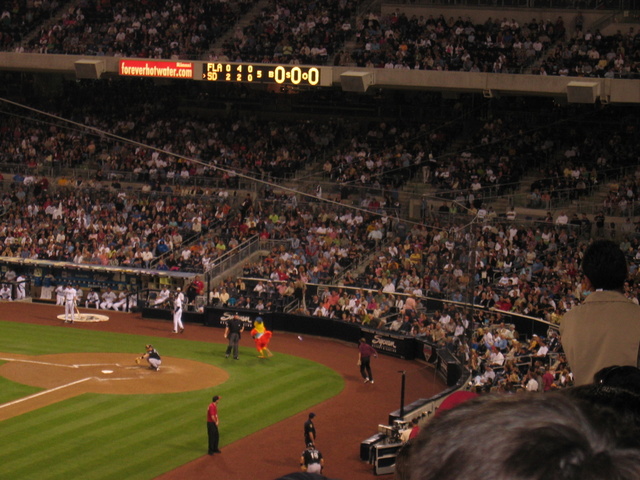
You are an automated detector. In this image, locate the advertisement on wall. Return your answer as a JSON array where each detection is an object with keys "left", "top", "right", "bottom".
[
  {"left": 119, "top": 60, "right": 194, "bottom": 79},
  {"left": 207, "top": 308, "right": 265, "bottom": 329},
  {"left": 360, "top": 328, "right": 414, "bottom": 359}
]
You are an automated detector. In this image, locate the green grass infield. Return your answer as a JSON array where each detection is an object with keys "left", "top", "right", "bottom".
[{"left": 0, "top": 321, "right": 343, "bottom": 480}]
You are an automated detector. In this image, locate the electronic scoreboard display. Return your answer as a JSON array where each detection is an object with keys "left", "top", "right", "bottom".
[{"left": 201, "top": 62, "right": 330, "bottom": 87}]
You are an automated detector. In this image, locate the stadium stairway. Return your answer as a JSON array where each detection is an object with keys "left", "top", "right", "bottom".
[{"left": 211, "top": 0, "right": 272, "bottom": 54}]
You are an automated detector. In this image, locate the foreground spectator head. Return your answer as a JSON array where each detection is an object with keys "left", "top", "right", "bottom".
[
  {"left": 561, "top": 376, "right": 640, "bottom": 451},
  {"left": 407, "top": 393, "right": 640, "bottom": 480},
  {"left": 593, "top": 365, "right": 640, "bottom": 395},
  {"left": 582, "top": 240, "right": 628, "bottom": 291}
]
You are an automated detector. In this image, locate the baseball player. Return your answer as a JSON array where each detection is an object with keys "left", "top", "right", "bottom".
[
  {"left": 112, "top": 288, "right": 130, "bottom": 312},
  {"left": 100, "top": 287, "right": 117, "bottom": 310},
  {"left": 55, "top": 284, "right": 65, "bottom": 305},
  {"left": 15, "top": 274, "right": 26, "bottom": 300},
  {"left": 173, "top": 287, "right": 185, "bottom": 333},
  {"left": 136, "top": 344, "right": 161, "bottom": 371},
  {"left": 300, "top": 442, "right": 324, "bottom": 474},
  {"left": 127, "top": 290, "right": 139, "bottom": 313},
  {"left": 0, "top": 283, "right": 12, "bottom": 301},
  {"left": 85, "top": 290, "right": 100, "bottom": 308},
  {"left": 63, "top": 283, "right": 77, "bottom": 323},
  {"left": 153, "top": 286, "right": 171, "bottom": 307}
]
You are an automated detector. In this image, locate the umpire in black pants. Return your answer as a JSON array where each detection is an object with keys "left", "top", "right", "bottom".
[{"left": 224, "top": 313, "right": 244, "bottom": 359}]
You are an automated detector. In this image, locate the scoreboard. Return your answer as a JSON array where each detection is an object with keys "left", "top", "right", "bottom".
[{"left": 201, "top": 62, "right": 331, "bottom": 87}]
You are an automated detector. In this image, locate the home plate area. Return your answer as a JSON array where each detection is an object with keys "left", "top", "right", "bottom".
[{"left": 0, "top": 352, "right": 228, "bottom": 395}]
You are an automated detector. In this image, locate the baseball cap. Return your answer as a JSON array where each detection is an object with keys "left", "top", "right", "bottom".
[
  {"left": 306, "top": 441, "right": 315, "bottom": 448},
  {"left": 212, "top": 395, "right": 220, "bottom": 402},
  {"left": 309, "top": 412, "right": 316, "bottom": 418}
]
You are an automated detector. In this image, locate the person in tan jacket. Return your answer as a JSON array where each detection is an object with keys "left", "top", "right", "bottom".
[{"left": 560, "top": 240, "right": 640, "bottom": 386}]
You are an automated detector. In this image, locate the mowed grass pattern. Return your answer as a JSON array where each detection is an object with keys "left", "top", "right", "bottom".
[{"left": 0, "top": 320, "right": 343, "bottom": 480}]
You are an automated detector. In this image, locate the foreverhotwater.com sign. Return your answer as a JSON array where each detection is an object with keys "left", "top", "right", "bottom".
[{"left": 119, "top": 60, "right": 193, "bottom": 79}]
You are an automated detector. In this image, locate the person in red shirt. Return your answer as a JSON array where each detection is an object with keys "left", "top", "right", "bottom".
[
  {"left": 542, "top": 368, "right": 556, "bottom": 392},
  {"left": 186, "top": 275, "right": 204, "bottom": 306},
  {"left": 207, "top": 395, "right": 221, "bottom": 455},
  {"left": 495, "top": 296, "right": 513, "bottom": 312}
]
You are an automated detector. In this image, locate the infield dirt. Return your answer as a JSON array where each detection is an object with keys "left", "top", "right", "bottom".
[{"left": 0, "top": 352, "right": 227, "bottom": 421}]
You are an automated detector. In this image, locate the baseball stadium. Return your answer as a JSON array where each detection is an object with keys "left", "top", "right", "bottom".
[{"left": 1, "top": 0, "right": 640, "bottom": 479}]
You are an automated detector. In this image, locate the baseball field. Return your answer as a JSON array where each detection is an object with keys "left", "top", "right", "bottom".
[{"left": 0, "top": 303, "right": 444, "bottom": 480}]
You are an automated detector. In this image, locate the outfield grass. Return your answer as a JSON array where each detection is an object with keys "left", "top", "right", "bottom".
[{"left": 0, "top": 321, "right": 344, "bottom": 480}]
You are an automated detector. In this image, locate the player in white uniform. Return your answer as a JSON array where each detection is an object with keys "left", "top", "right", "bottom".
[
  {"left": 154, "top": 286, "right": 171, "bottom": 307},
  {"left": 55, "top": 284, "right": 65, "bottom": 305},
  {"left": 15, "top": 274, "right": 26, "bottom": 300},
  {"left": 100, "top": 287, "right": 117, "bottom": 310},
  {"left": 113, "top": 288, "right": 130, "bottom": 312},
  {"left": 0, "top": 283, "right": 12, "bottom": 300},
  {"left": 85, "top": 290, "right": 100, "bottom": 308},
  {"left": 173, "top": 287, "right": 185, "bottom": 333},
  {"left": 63, "top": 284, "right": 77, "bottom": 323}
]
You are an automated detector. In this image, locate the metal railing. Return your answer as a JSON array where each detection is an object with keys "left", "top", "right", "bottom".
[{"left": 204, "top": 235, "right": 263, "bottom": 283}]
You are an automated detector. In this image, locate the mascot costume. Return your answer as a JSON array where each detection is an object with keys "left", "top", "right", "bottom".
[{"left": 251, "top": 317, "right": 273, "bottom": 358}]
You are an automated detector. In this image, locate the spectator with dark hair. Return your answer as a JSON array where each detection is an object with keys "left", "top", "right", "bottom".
[
  {"left": 561, "top": 367, "right": 640, "bottom": 450},
  {"left": 560, "top": 239, "right": 640, "bottom": 386},
  {"left": 406, "top": 393, "right": 640, "bottom": 480},
  {"left": 593, "top": 365, "right": 640, "bottom": 396}
]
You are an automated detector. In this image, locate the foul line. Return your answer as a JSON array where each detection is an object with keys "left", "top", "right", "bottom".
[
  {"left": 0, "top": 357, "right": 122, "bottom": 368},
  {"left": 0, "top": 377, "right": 93, "bottom": 409},
  {"left": 0, "top": 357, "right": 79, "bottom": 368}
]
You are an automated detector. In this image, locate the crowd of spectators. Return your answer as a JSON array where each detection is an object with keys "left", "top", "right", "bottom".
[
  {"left": 0, "top": 80, "right": 342, "bottom": 185},
  {"left": 350, "top": 12, "right": 566, "bottom": 72},
  {"left": 2, "top": 0, "right": 640, "bottom": 91},
  {"left": 2, "top": 0, "right": 357, "bottom": 63},
  {"left": 15, "top": 0, "right": 253, "bottom": 58},
  {"left": 0, "top": 168, "right": 388, "bottom": 282},
  {"left": 322, "top": 119, "right": 449, "bottom": 196},
  {"left": 1, "top": 1, "right": 62, "bottom": 51},
  {"left": 528, "top": 108, "right": 640, "bottom": 211},
  {"left": 295, "top": 206, "right": 639, "bottom": 337},
  {"left": 536, "top": 25, "right": 640, "bottom": 77},
  {"left": 0, "top": 180, "right": 229, "bottom": 271},
  {"left": 424, "top": 111, "right": 540, "bottom": 208},
  {"left": 5, "top": 0, "right": 640, "bottom": 85},
  {"left": 1, "top": 82, "right": 639, "bottom": 298},
  {"left": 218, "top": 0, "right": 357, "bottom": 65}
]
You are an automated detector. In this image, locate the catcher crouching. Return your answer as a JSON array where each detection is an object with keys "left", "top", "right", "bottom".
[{"left": 136, "top": 344, "right": 162, "bottom": 371}]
